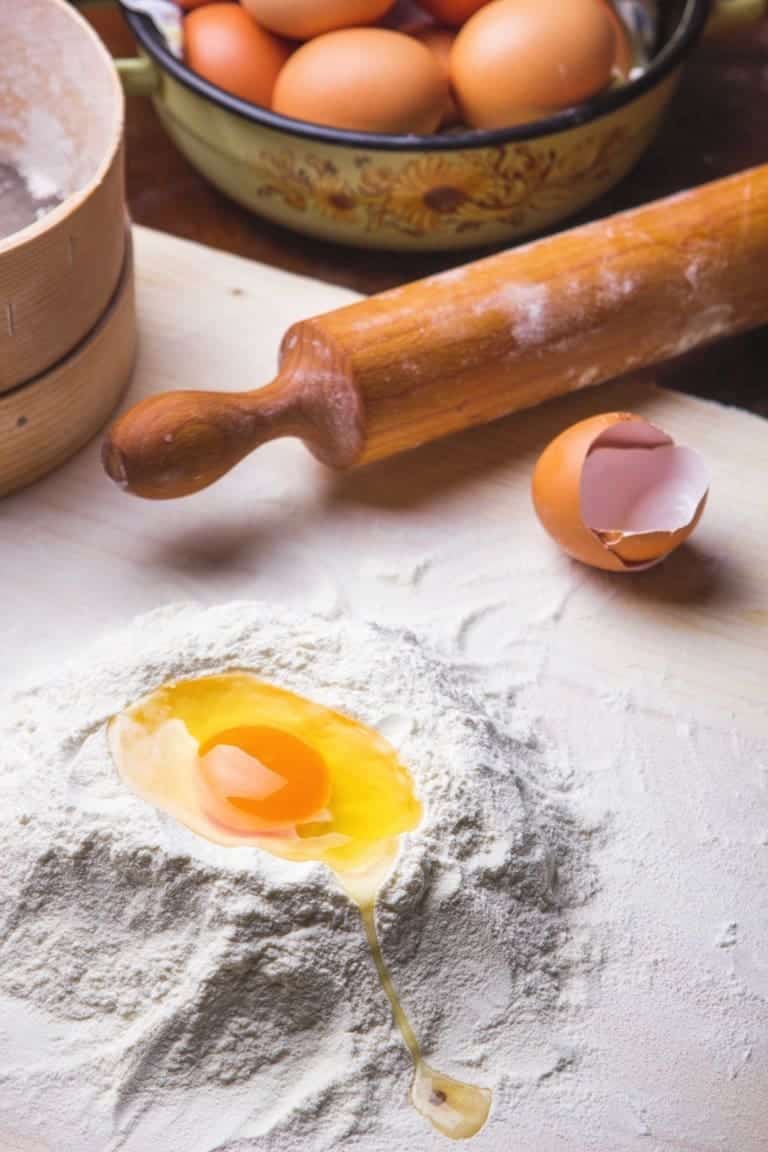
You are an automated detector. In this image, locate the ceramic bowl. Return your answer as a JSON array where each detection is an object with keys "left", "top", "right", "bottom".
[{"left": 119, "top": 0, "right": 750, "bottom": 251}]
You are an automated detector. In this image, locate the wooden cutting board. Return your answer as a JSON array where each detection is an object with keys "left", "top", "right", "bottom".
[{"left": 1, "top": 226, "right": 766, "bottom": 1152}]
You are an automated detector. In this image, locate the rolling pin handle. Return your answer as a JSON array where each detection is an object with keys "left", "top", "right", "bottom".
[{"left": 102, "top": 382, "right": 301, "bottom": 499}]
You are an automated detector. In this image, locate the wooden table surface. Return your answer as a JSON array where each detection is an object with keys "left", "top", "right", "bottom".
[{"left": 87, "top": 4, "right": 768, "bottom": 417}]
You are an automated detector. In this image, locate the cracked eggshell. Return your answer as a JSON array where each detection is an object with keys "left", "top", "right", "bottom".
[{"left": 531, "top": 412, "right": 710, "bottom": 573}]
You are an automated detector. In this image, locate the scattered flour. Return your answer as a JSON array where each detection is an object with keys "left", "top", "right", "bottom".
[
  {"left": 501, "top": 282, "right": 551, "bottom": 345},
  {"left": 0, "top": 602, "right": 596, "bottom": 1152}
]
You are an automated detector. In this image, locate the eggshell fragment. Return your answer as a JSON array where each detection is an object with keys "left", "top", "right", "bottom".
[{"left": 532, "top": 413, "right": 710, "bottom": 572}]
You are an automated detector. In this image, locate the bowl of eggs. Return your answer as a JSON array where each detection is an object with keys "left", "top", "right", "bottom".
[{"left": 118, "top": 0, "right": 753, "bottom": 250}]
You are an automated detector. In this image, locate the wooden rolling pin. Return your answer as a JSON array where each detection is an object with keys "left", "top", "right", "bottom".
[{"left": 103, "top": 165, "right": 768, "bottom": 499}]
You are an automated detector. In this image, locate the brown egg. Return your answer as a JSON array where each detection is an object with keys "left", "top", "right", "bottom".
[
  {"left": 602, "top": 0, "right": 634, "bottom": 77},
  {"left": 184, "top": 5, "right": 290, "bottom": 106},
  {"left": 411, "top": 27, "right": 461, "bottom": 127},
  {"left": 241, "top": 0, "right": 395, "bottom": 39},
  {"left": 420, "top": 0, "right": 488, "bottom": 24},
  {"left": 272, "top": 29, "right": 450, "bottom": 134},
  {"left": 531, "top": 413, "right": 710, "bottom": 573},
  {"left": 451, "top": 0, "right": 617, "bottom": 130}
]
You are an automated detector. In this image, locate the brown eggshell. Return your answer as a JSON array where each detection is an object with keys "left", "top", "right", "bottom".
[
  {"left": 602, "top": 0, "right": 634, "bottom": 77},
  {"left": 533, "top": 413, "right": 637, "bottom": 572},
  {"left": 184, "top": 5, "right": 291, "bottom": 106},
  {"left": 606, "top": 509, "right": 707, "bottom": 565},
  {"left": 411, "top": 26, "right": 461, "bottom": 126},
  {"left": 419, "top": 0, "right": 489, "bottom": 24},
  {"left": 241, "top": 0, "right": 395, "bottom": 39},
  {"left": 272, "top": 28, "right": 450, "bottom": 134},
  {"left": 451, "top": 0, "right": 617, "bottom": 130},
  {"left": 531, "top": 412, "right": 709, "bottom": 573}
]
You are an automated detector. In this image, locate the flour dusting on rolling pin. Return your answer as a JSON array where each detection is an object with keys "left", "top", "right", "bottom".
[{"left": 103, "top": 165, "right": 768, "bottom": 500}]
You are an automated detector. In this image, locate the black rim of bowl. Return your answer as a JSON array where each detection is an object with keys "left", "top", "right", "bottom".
[{"left": 121, "top": 0, "right": 710, "bottom": 153}]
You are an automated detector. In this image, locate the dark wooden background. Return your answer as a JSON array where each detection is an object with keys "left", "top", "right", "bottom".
[{"left": 88, "top": 5, "right": 768, "bottom": 415}]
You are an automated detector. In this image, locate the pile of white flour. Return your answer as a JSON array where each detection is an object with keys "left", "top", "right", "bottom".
[{"left": 0, "top": 603, "right": 595, "bottom": 1151}]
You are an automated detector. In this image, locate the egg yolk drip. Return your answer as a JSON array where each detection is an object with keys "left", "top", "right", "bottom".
[{"left": 108, "top": 673, "right": 422, "bottom": 894}]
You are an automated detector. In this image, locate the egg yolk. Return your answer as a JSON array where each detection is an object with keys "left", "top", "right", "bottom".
[{"left": 198, "top": 725, "right": 331, "bottom": 829}]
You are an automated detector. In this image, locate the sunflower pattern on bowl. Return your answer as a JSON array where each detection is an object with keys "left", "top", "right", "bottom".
[{"left": 152, "top": 68, "right": 676, "bottom": 250}]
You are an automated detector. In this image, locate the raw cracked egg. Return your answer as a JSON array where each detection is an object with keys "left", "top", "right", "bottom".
[
  {"left": 272, "top": 28, "right": 450, "bottom": 134},
  {"left": 184, "top": 4, "right": 290, "bottom": 107},
  {"left": 108, "top": 671, "right": 491, "bottom": 1138},
  {"left": 108, "top": 672, "right": 422, "bottom": 898},
  {"left": 532, "top": 413, "right": 710, "bottom": 572},
  {"left": 241, "top": 0, "right": 395, "bottom": 39},
  {"left": 451, "top": 0, "right": 619, "bottom": 129}
]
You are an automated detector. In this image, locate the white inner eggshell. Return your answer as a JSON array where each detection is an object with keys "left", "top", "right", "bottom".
[{"left": 580, "top": 420, "right": 710, "bottom": 536}]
